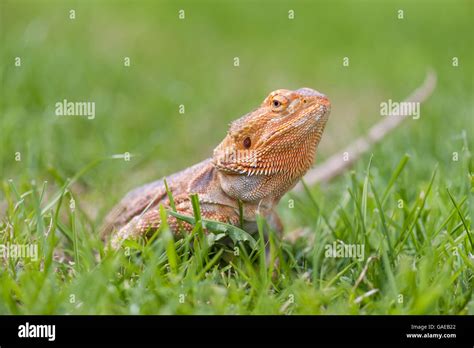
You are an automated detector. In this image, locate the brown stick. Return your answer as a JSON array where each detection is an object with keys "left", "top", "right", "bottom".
[{"left": 293, "top": 70, "right": 437, "bottom": 192}]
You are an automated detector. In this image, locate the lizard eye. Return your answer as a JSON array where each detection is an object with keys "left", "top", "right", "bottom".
[
  {"left": 270, "top": 95, "right": 288, "bottom": 111},
  {"left": 243, "top": 137, "right": 251, "bottom": 149}
]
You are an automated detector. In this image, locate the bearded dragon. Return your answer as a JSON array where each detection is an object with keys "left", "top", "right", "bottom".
[{"left": 101, "top": 88, "right": 330, "bottom": 249}]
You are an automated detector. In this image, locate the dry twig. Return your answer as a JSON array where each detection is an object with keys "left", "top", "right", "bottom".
[{"left": 293, "top": 70, "right": 437, "bottom": 192}]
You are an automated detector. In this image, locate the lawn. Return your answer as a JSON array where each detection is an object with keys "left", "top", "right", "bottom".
[{"left": 0, "top": 0, "right": 472, "bottom": 314}]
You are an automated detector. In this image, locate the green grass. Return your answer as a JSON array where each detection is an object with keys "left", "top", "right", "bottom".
[{"left": 0, "top": 0, "right": 473, "bottom": 314}]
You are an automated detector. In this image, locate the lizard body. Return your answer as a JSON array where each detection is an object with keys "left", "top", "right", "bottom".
[{"left": 102, "top": 88, "right": 330, "bottom": 249}]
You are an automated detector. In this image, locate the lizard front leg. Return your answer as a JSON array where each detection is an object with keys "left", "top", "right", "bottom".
[{"left": 109, "top": 195, "right": 240, "bottom": 249}]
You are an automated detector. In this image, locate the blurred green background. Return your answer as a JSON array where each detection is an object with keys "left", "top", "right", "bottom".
[
  {"left": 1, "top": 0, "right": 472, "bottom": 218},
  {"left": 0, "top": 0, "right": 472, "bottom": 315}
]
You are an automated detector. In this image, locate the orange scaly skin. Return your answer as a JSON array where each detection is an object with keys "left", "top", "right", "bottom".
[{"left": 102, "top": 88, "right": 331, "bottom": 249}]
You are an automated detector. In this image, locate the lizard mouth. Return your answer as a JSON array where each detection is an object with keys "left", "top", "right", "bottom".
[{"left": 308, "top": 95, "right": 331, "bottom": 124}]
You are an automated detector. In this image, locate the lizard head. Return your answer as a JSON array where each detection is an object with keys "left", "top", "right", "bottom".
[{"left": 212, "top": 87, "right": 330, "bottom": 202}]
